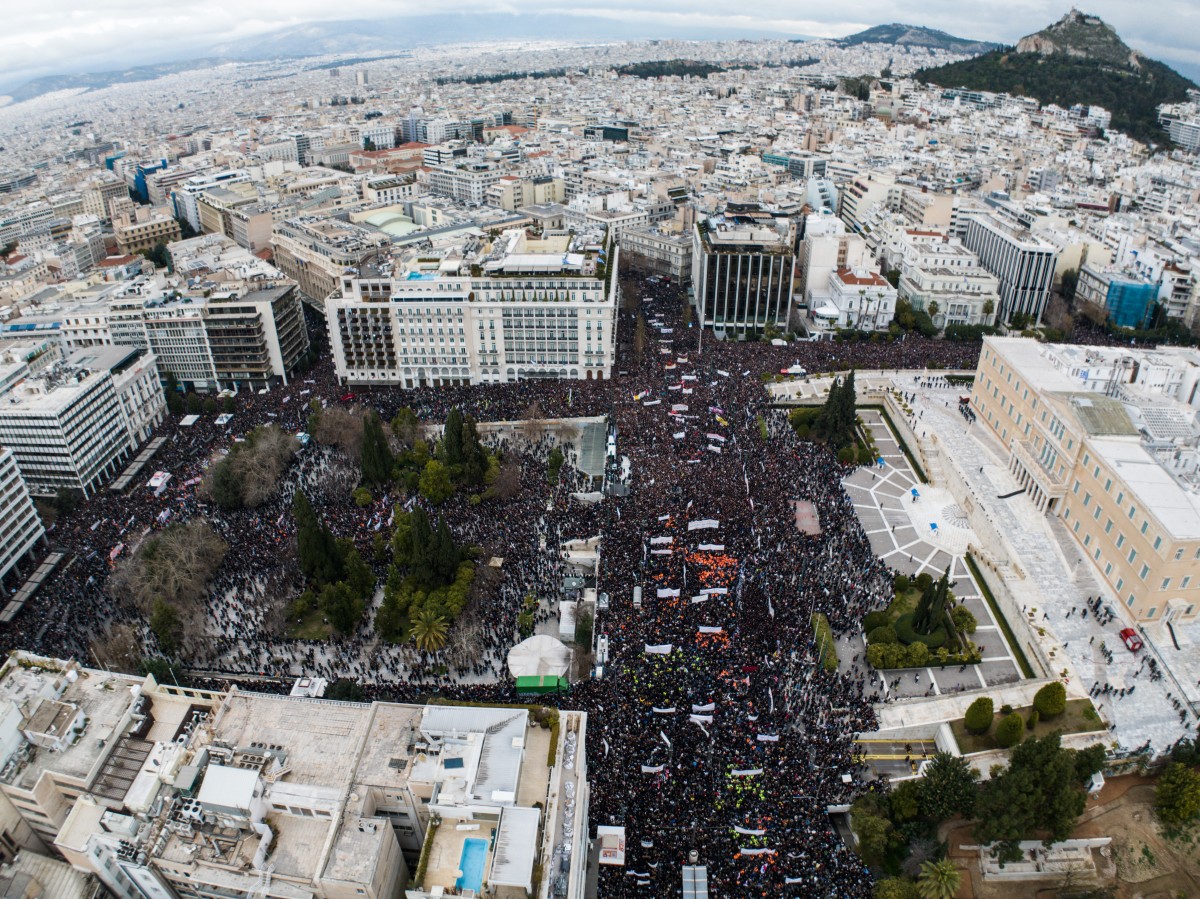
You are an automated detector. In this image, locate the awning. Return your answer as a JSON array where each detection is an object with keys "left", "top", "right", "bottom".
[{"left": 490, "top": 806, "right": 540, "bottom": 890}]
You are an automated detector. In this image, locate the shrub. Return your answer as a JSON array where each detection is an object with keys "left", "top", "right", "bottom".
[
  {"left": 867, "top": 625, "right": 899, "bottom": 645},
  {"left": 1026, "top": 709, "right": 1040, "bottom": 730},
  {"left": 812, "top": 613, "right": 839, "bottom": 672},
  {"left": 837, "top": 446, "right": 856, "bottom": 464},
  {"left": 863, "top": 610, "right": 891, "bottom": 632},
  {"left": 905, "top": 642, "right": 930, "bottom": 667},
  {"left": 951, "top": 606, "right": 978, "bottom": 634},
  {"left": 352, "top": 487, "right": 373, "bottom": 507},
  {"left": 893, "top": 574, "right": 911, "bottom": 594},
  {"left": 995, "top": 712, "right": 1025, "bottom": 748},
  {"left": 914, "top": 573, "right": 934, "bottom": 592},
  {"left": 964, "top": 697, "right": 994, "bottom": 735},
  {"left": 1034, "top": 682, "right": 1067, "bottom": 719},
  {"left": 1000, "top": 704, "right": 1014, "bottom": 716},
  {"left": 857, "top": 444, "right": 875, "bottom": 465}
]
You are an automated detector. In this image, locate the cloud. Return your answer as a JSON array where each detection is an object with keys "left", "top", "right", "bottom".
[{"left": 2, "top": 0, "right": 1199, "bottom": 87}]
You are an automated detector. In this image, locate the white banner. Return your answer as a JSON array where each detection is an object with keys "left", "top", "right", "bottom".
[
  {"left": 671, "top": 404, "right": 689, "bottom": 411},
  {"left": 651, "top": 549, "right": 672, "bottom": 555},
  {"left": 717, "top": 369, "right": 730, "bottom": 377},
  {"left": 660, "top": 730, "right": 672, "bottom": 749},
  {"left": 656, "top": 588, "right": 680, "bottom": 598},
  {"left": 682, "top": 374, "right": 697, "bottom": 381},
  {"left": 689, "top": 714, "right": 714, "bottom": 724},
  {"left": 640, "top": 765, "right": 665, "bottom": 773},
  {"left": 668, "top": 384, "right": 682, "bottom": 391},
  {"left": 657, "top": 514, "right": 670, "bottom": 521},
  {"left": 692, "top": 703, "right": 716, "bottom": 713},
  {"left": 698, "top": 626, "right": 724, "bottom": 634},
  {"left": 643, "top": 399, "right": 661, "bottom": 406},
  {"left": 731, "top": 769, "right": 763, "bottom": 777},
  {"left": 701, "top": 587, "right": 728, "bottom": 595},
  {"left": 673, "top": 432, "right": 686, "bottom": 439},
  {"left": 707, "top": 445, "right": 722, "bottom": 454},
  {"left": 688, "top": 519, "right": 719, "bottom": 531},
  {"left": 706, "top": 433, "right": 726, "bottom": 442},
  {"left": 644, "top": 644, "right": 674, "bottom": 654},
  {"left": 740, "top": 848, "right": 776, "bottom": 857},
  {"left": 756, "top": 734, "right": 780, "bottom": 742},
  {"left": 734, "top": 826, "right": 766, "bottom": 836},
  {"left": 649, "top": 537, "right": 673, "bottom": 545},
  {"left": 697, "top": 544, "right": 724, "bottom": 551},
  {"left": 652, "top": 707, "right": 676, "bottom": 714},
  {"left": 689, "top": 596, "right": 709, "bottom": 604}
]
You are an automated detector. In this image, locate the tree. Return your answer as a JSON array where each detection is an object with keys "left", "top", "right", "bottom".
[
  {"left": 391, "top": 407, "right": 421, "bottom": 448},
  {"left": 927, "top": 300, "right": 940, "bottom": 319},
  {"left": 419, "top": 459, "right": 455, "bottom": 504},
  {"left": 851, "top": 804, "right": 893, "bottom": 866},
  {"left": 1034, "top": 681, "right": 1067, "bottom": 719},
  {"left": 143, "top": 242, "right": 171, "bottom": 270},
  {"left": 964, "top": 697, "right": 994, "bottom": 735},
  {"left": 916, "top": 858, "right": 960, "bottom": 899},
  {"left": 1156, "top": 762, "right": 1200, "bottom": 825},
  {"left": 411, "top": 608, "right": 449, "bottom": 653},
  {"left": 816, "top": 370, "right": 858, "bottom": 451},
  {"left": 352, "top": 487, "right": 373, "bottom": 507},
  {"left": 460, "top": 414, "right": 488, "bottom": 487},
  {"left": 873, "top": 878, "right": 920, "bottom": 899},
  {"left": 111, "top": 521, "right": 228, "bottom": 615},
  {"left": 975, "top": 733, "right": 1096, "bottom": 864},
  {"left": 326, "top": 679, "right": 366, "bottom": 702},
  {"left": 1060, "top": 268, "right": 1079, "bottom": 302},
  {"left": 294, "top": 490, "right": 344, "bottom": 585},
  {"left": 442, "top": 408, "right": 464, "bottom": 467},
  {"left": 209, "top": 459, "right": 244, "bottom": 509},
  {"left": 995, "top": 712, "right": 1025, "bottom": 748},
  {"left": 982, "top": 299, "right": 995, "bottom": 319},
  {"left": 913, "top": 567, "right": 951, "bottom": 635},
  {"left": 548, "top": 446, "right": 564, "bottom": 482},
  {"left": 919, "top": 753, "right": 978, "bottom": 821},
  {"left": 360, "top": 412, "right": 394, "bottom": 485},
  {"left": 320, "top": 580, "right": 364, "bottom": 634},
  {"left": 150, "top": 600, "right": 183, "bottom": 658}
]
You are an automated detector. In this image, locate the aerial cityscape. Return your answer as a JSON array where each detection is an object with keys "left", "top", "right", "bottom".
[{"left": 2, "top": 3, "right": 1200, "bottom": 898}]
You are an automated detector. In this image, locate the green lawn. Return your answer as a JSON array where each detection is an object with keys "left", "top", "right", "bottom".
[
  {"left": 287, "top": 608, "right": 332, "bottom": 641},
  {"left": 949, "top": 698, "right": 1106, "bottom": 754}
]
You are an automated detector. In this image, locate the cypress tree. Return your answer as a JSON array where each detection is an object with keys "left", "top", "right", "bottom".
[{"left": 443, "top": 407, "right": 464, "bottom": 466}]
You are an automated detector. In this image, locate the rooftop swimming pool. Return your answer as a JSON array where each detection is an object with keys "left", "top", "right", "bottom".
[{"left": 456, "top": 837, "right": 487, "bottom": 893}]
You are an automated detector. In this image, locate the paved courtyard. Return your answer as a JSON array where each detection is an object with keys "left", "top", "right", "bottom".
[{"left": 840, "top": 408, "right": 1024, "bottom": 699}]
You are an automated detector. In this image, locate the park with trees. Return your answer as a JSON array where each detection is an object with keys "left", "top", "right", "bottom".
[{"left": 863, "top": 571, "right": 981, "bottom": 669}]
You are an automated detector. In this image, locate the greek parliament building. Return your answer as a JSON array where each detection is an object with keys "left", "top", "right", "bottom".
[
  {"left": 0, "top": 653, "right": 588, "bottom": 899},
  {"left": 326, "top": 227, "right": 618, "bottom": 387},
  {"left": 690, "top": 205, "right": 796, "bottom": 338},
  {"left": 972, "top": 336, "right": 1200, "bottom": 623}
]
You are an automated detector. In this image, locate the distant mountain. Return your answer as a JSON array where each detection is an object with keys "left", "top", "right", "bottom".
[
  {"left": 837, "top": 23, "right": 1000, "bottom": 55},
  {"left": 1, "top": 13, "right": 796, "bottom": 102},
  {"left": 915, "top": 10, "right": 1196, "bottom": 147},
  {"left": 2, "top": 59, "right": 230, "bottom": 105}
]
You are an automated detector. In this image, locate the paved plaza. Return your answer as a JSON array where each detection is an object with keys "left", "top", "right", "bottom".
[{"left": 839, "top": 408, "right": 1024, "bottom": 699}]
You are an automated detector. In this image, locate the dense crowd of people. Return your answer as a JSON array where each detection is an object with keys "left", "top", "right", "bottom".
[{"left": 0, "top": 277, "right": 1133, "bottom": 895}]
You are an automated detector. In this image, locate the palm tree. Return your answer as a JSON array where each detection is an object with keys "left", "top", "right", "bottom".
[
  {"left": 917, "top": 858, "right": 960, "bottom": 899},
  {"left": 410, "top": 609, "right": 449, "bottom": 654}
]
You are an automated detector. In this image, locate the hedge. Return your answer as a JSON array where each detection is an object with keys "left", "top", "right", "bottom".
[
  {"left": 894, "top": 612, "right": 947, "bottom": 649},
  {"left": 812, "top": 613, "right": 839, "bottom": 672},
  {"left": 964, "top": 697, "right": 994, "bottom": 735},
  {"left": 863, "top": 610, "right": 891, "bottom": 632},
  {"left": 867, "top": 625, "right": 898, "bottom": 646}
]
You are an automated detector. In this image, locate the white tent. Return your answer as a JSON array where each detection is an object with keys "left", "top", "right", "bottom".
[{"left": 507, "top": 634, "right": 572, "bottom": 679}]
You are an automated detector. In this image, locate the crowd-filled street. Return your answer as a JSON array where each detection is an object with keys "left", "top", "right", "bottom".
[{"left": 0, "top": 283, "right": 987, "bottom": 896}]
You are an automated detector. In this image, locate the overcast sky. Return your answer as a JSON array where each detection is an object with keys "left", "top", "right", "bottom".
[{"left": 4, "top": 0, "right": 1200, "bottom": 87}]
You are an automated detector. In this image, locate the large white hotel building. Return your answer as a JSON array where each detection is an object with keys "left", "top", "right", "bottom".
[{"left": 326, "top": 228, "right": 618, "bottom": 387}]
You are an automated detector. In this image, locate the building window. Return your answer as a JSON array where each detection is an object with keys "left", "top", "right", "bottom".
[
  {"left": 1183, "top": 576, "right": 1192, "bottom": 589},
  {"left": 1146, "top": 607, "right": 1156, "bottom": 619},
  {"left": 1140, "top": 564, "right": 1150, "bottom": 580},
  {"left": 1162, "top": 578, "right": 1172, "bottom": 590},
  {"left": 1116, "top": 578, "right": 1124, "bottom": 592}
]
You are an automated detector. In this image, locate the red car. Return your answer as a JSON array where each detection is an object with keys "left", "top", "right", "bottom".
[{"left": 1119, "top": 628, "right": 1143, "bottom": 652}]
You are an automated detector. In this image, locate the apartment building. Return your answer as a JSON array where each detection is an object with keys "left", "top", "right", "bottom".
[
  {"left": 423, "top": 162, "right": 502, "bottom": 206},
  {"left": 0, "top": 346, "right": 165, "bottom": 497},
  {"left": 171, "top": 171, "right": 252, "bottom": 233},
  {"left": 0, "top": 448, "right": 44, "bottom": 591},
  {"left": 328, "top": 228, "right": 618, "bottom": 386},
  {"left": 486, "top": 175, "right": 565, "bottom": 212},
  {"left": 963, "top": 215, "right": 1059, "bottom": 324},
  {"left": 1076, "top": 263, "right": 1161, "bottom": 329},
  {"left": 691, "top": 205, "right": 795, "bottom": 336},
  {"left": 112, "top": 207, "right": 182, "bottom": 256},
  {"left": 0, "top": 649, "right": 590, "bottom": 899},
  {"left": 838, "top": 171, "right": 899, "bottom": 235},
  {"left": 272, "top": 217, "right": 391, "bottom": 304},
  {"left": 971, "top": 337, "right": 1200, "bottom": 623}
]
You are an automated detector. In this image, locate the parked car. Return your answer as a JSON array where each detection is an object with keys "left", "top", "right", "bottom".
[{"left": 1119, "top": 627, "right": 1143, "bottom": 652}]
